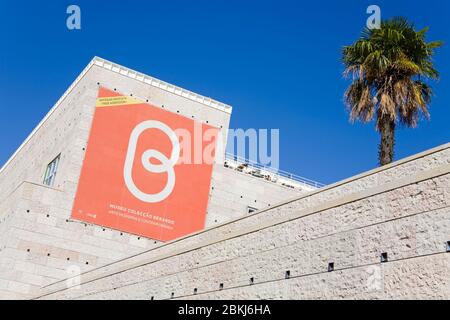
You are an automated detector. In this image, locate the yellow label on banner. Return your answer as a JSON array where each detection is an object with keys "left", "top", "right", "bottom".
[{"left": 96, "top": 96, "right": 142, "bottom": 107}]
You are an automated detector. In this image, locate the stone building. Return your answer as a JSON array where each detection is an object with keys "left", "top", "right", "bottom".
[
  {"left": 0, "top": 57, "right": 319, "bottom": 299},
  {"left": 1, "top": 57, "right": 449, "bottom": 300},
  {"left": 36, "top": 142, "right": 450, "bottom": 300}
]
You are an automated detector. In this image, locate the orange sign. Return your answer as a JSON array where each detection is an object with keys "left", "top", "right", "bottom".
[{"left": 71, "top": 87, "right": 219, "bottom": 241}]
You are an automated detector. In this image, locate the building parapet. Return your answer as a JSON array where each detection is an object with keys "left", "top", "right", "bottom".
[
  {"left": 93, "top": 57, "right": 232, "bottom": 114},
  {"left": 224, "top": 153, "right": 324, "bottom": 190}
]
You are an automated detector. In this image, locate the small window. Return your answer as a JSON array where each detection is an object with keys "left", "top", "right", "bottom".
[
  {"left": 43, "top": 154, "right": 61, "bottom": 187},
  {"left": 328, "top": 262, "right": 334, "bottom": 272},
  {"left": 247, "top": 206, "right": 258, "bottom": 214}
]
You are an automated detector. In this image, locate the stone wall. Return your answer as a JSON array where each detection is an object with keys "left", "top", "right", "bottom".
[{"left": 34, "top": 142, "right": 450, "bottom": 300}]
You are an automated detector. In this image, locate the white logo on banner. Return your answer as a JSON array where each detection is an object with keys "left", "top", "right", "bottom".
[{"left": 124, "top": 120, "right": 180, "bottom": 203}]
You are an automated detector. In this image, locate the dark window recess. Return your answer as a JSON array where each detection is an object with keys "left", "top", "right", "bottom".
[
  {"left": 171, "top": 292, "right": 174, "bottom": 298},
  {"left": 285, "top": 270, "right": 291, "bottom": 279},
  {"left": 250, "top": 277, "right": 254, "bottom": 285},
  {"left": 247, "top": 206, "right": 258, "bottom": 214},
  {"left": 219, "top": 283, "right": 224, "bottom": 290},
  {"left": 193, "top": 288, "right": 198, "bottom": 294},
  {"left": 151, "top": 296, "right": 154, "bottom": 300},
  {"left": 446, "top": 241, "right": 450, "bottom": 252},
  {"left": 328, "top": 262, "right": 334, "bottom": 272},
  {"left": 381, "top": 252, "right": 388, "bottom": 263}
]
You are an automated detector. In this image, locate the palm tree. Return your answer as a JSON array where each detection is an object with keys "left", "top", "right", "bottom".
[{"left": 342, "top": 17, "right": 442, "bottom": 166}]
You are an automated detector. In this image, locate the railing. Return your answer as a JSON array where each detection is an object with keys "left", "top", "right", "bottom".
[{"left": 224, "top": 153, "right": 325, "bottom": 189}]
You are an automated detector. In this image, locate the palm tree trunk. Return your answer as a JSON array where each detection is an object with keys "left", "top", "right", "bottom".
[{"left": 378, "top": 114, "right": 395, "bottom": 166}]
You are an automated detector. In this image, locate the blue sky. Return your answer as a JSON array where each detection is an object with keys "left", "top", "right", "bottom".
[{"left": 0, "top": 0, "right": 449, "bottom": 184}]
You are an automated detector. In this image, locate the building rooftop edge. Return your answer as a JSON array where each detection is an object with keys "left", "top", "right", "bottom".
[{"left": 92, "top": 56, "right": 233, "bottom": 114}]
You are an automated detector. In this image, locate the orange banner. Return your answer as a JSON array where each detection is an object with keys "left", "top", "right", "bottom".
[{"left": 71, "top": 87, "right": 218, "bottom": 241}]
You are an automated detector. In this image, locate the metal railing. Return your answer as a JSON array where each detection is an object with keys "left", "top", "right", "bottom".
[{"left": 224, "top": 153, "right": 325, "bottom": 189}]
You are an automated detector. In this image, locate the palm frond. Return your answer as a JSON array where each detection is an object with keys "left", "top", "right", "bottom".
[{"left": 341, "top": 16, "right": 442, "bottom": 128}]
